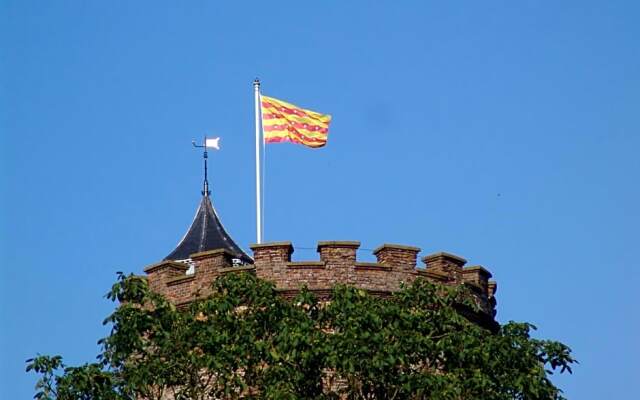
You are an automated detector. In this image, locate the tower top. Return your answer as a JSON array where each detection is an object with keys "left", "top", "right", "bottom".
[
  {"left": 164, "top": 194, "right": 252, "bottom": 264},
  {"left": 163, "top": 138, "right": 251, "bottom": 264}
]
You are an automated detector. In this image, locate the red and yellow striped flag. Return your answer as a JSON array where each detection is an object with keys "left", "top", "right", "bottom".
[{"left": 261, "top": 95, "right": 331, "bottom": 148}]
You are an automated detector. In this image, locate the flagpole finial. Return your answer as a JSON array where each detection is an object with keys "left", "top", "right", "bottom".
[{"left": 253, "top": 78, "right": 260, "bottom": 88}]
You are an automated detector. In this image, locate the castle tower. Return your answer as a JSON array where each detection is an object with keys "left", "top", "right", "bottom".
[{"left": 144, "top": 144, "right": 497, "bottom": 327}]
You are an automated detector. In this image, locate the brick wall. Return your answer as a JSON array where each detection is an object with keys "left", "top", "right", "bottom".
[{"left": 144, "top": 241, "right": 497, "bottom": 315}]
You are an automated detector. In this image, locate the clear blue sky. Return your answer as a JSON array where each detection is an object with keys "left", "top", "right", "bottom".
[{"left": 1, "top": 1, "right": 638, "bottom": 398}]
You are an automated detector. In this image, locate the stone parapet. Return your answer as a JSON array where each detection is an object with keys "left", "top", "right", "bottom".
[
  {"left": 250, "top": 242, "right": 294, "bottom": 287},
  {"left": 373, "top": 244, "right": 421, "bottom": 268},
  {"left": 462, "top": 265, "right": 492, "bottom": 294},
  {"left": 422, "top": 252, "right": 467, "bottom": 282},
  {"left": 249, "top": 242, "right": 495, "bottom": 310},
  {"left": 145, "top": 241, "right": 498, "bottom": 319},
  {"left": 143, "top": 248, "right": 252, "bottom": 304},
  {"left": 144, "top": 261, "right": 189, "bottom": 293}
]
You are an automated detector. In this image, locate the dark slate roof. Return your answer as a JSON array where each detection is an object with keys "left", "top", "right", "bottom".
[{"left": 164, "top": 195, "right": 252, "bottom": 264}]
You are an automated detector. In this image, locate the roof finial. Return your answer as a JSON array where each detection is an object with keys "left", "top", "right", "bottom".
[{"left": 192, "top": 136, "right": 220, "bottom": 196}]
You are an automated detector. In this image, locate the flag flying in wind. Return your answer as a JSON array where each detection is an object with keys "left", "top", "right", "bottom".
[{"left": 261, "top": 95, "right": 331, "bottom": 148}]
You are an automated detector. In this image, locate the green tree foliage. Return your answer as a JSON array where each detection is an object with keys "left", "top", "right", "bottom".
[{"left": 28, "top": 272, "right": 575, "bottom": 399}]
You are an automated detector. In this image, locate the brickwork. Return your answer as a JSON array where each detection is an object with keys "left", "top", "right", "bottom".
[
  {"left": 421, "top": 252, "right": 467, "bottom": 282},
  {"left": 144, "top": 241, "right": 498, "bottom": 317},
  {"left": 144, "top": 261, "right": 190, "bottom": 293},
  {"left": 146, "top": 249, "right": 256, "bottom": 306}
]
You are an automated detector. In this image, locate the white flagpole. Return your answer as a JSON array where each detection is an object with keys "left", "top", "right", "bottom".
[{"left": 253, "top": 78, "right": 262, "bottom": 244}]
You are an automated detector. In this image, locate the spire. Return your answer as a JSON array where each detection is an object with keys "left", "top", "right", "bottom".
[
  {"left": 202, "top": 146, "right": 210, "bottom": 196},
  {"left": 164, "top": 138, "right": 252, "bottom": 264},
  {"left": 164, "top": 194, "right": 252, "bottom": 264},
  {"left": 193, "top": 138, "right": 211, "bottom": 196}
]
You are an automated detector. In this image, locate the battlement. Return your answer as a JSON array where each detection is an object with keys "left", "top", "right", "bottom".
[{"left": 145, "top": 241, "right": 498, "bottom": 315}]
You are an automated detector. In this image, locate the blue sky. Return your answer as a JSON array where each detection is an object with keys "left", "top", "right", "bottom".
[{"left": 1, "top": 1, "right": 639, "bottom": 398}]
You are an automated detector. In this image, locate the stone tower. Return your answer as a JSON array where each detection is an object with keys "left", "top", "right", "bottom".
[{"left": 144, "top": 187, "right": 498, "bottom": 329}]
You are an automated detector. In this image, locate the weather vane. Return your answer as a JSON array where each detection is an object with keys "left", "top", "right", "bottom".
[{"left": 192, "top": 136, "right": 220, "bottom": 196}]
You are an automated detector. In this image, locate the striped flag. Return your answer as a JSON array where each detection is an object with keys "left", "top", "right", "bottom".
[{"left": 261, "top": 95, "right": 331, "bottom": 148}]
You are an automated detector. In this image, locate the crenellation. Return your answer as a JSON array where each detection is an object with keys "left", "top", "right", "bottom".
[
  {"left": 354, "top": 262, "right": 391, "bottom": 270},
  {"left": 251, "top": 242, "right": 294, "bottom": 287},
  {"left": 462, "top": 265, "right": 492, "bottom": 294},
  {"left": 414, "top": 268, "right": 450, "bottom": 283},
  {"left": 422, "top": 252, "right": 467, "bottom": 282},
  {"left": 372, "top": 244, "right": 422, "bottom": 291},
  {"left": 147, "top": 241, "right": 497, "bottom": 320},
  {"left": 316, "top": 241, "right": 360, "bottom": 286},
  {"left": 287, "top": 261, "right": 326, "bottom": 269},
  {"left": 373, "top": 244, "right": 420, "bottom": 268},
  {"left": 251, "top": 242, "right": 293, "bottom": 262},
  {"left": 144, "top": 260, "right": 189, "bottom": 293}
]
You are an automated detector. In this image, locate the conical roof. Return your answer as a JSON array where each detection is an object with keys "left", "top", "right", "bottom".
[{"left": 164, "top": 194, "right": 252, "bottom": 264}]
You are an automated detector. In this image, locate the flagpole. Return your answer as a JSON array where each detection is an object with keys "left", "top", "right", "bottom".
[{"left": 254, "top": 78, "right": 262, "bottom": 244}]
